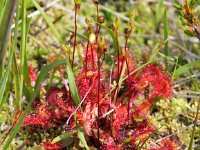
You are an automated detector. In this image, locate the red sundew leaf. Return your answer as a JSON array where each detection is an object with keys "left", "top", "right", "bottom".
[
  {"left": 141, "top": 64, "right": 172, "bottom": 99},
  {"left": 142, "top": 64, "right": 163, "bottom": 81},
  {"left": 22, "top": 116, "right": 55, "bottom": 128},
  {"left": 42, "top": 141, "right": 62, "bottom": 150},
  {"left": 132, "top": 99, "right": 152, "bottom": 118},
  {"left": 37, "top": 104, "right": 52, "bottom": 120},
  {"left": 112, "top": 104, "right": 128, "bottom": 139},
  {"left": 153, "top": 75, "right": 172, "bottom": 98},
  {"left": 45, "top": 87, "right": 76, "bottom": 113},
  {"left": 131, "top": 121, "right": 154, "bottom": 142},
  {"left": 150, "top": 138, "right": 179, "bottom": 150},
  {"left": 101, "top": 133, "right": 122, "bottom": 150},
  {"left": 76, "top": 69, "right": 106, "bottom": 106},
  {"left": 23, "top": 87, "right": 77, "bottom": 129},
  {"left": 77, "top": 102, "right": 97, "bottom": 136},
  {"left": 76, "top": 98, "right": 110, "bottom": 137},
  {"left": 28, "top": 64, "right": 37, "bottom": 84},
  {"left": 22, "top": 104, "right": 55, "bottom": 128}
]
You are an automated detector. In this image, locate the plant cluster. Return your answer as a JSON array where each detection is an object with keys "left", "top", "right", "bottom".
[
  {"left": 23, "top": 46, "right": 177, "bottom": 150},
  {"left": 20, "top": 1, "right": 180, "bottom": 149}
]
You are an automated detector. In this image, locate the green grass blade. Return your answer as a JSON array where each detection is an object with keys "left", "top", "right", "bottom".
[
  {"left": 156, "top": 0, "right": 164, "bottom": 26},
  {"left": 0, "top": 0, "right": 19, "bottom": 110},
  {"left": 51, "top": 130, "right": 76, "bottom": 144},
  {"left": 66, "top": 57, "right": 80, "bottom": 106},
  {"left": 35, "top": 60, "right": 66, "bottom": 89},
  {"left": 0, "top": 46, "right": 13, "bottom": 108},
  {"left": 0, "top": 0, "right": 17, "bottom": 76},
  {"left": 77, "top": 128, "right": 90, "bottom": 150},
  {"left": 114, "top": 62, "right": 126, "bottom": 102},
  {"left": 173, "top": 60, "right": 200, "bottom": 79},
  {"left": 19, "top": 0, "right": 27, "bottom": 109},
  {"left": 164, "top": 10, "right": 169, "bottom": 67},
  {"left": 0, "top": 0, "right": 6, "bottom": 19},
  {"left": 23, "top": 18, "right": 34, "bottom": 99},
  {"left": 31, "top": 0, "right": 64, "bottom": 44},
  {"left": 12, "top": 2, "right": 20, "bottom": 109},
  {"left": 148, "top": 43, "right": 160, "bottom": 63}
]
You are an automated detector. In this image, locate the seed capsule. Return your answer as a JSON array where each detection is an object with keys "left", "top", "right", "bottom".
[
  {"left": 98, "top": 16, "right": 105, "bottom": 24},
  {"left": 124, "top": 28, "right": 132, "bottom": 38}
]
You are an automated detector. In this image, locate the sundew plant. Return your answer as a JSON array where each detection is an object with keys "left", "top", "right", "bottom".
[{"left": 0, "top": 0, "right": 200, "bottom": 150}]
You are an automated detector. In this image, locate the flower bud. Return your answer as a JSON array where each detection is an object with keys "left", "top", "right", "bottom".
[
  {"left": 89, "top": 33, "right": 96, "bottom": 44},
  {"left": 98, "top": 37, "right": 107, "bottom": 53},
  {"left": 129, "top": 10, "right": 135, "bottom": 29},
  {"left": 114, "top": 16, "right": 120, "bottom": 27},
  {"left": 121, "top": 48, "right": 126, "bottom": 56},
  {"left": 74, "top": 0, "right": 81, "bottom": 4},
  {"left": 112, "top": 23, "right": 117, "bottom": 33},
  {"left": 85, "top": 17, "right": 92, "bottom": 26},
  {"left": 87, "top": 26, "right": 94, "bottom": 35},
  {"left": 129, "top": 18, "right": 135, "bottom": 29},
  {"left": 98, "top": 37, "right": 105, "bottom": 49}
]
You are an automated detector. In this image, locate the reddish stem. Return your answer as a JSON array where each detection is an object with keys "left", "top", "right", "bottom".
[
  {"left": 90, "top": 45, "right": 95, "bottom": 68},
  {"left": 100, "top": 53, "right": 105, "bottom": 68},
  {"left": 116, "top": 31, "right": 120, "bottom": 82},
  {"left": 97, "top": 52, "right": 101, "bottom": 145},
  {"left": 72, "top": 5, "right": 78, "bottom": 69},
  {"left": 95, "top": 3, "right": 99, "bottom": 42},
  {"left": 85, "top": 40, "right": 89, "bottom": 77}
]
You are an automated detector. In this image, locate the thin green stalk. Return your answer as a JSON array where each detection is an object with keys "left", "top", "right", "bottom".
[
  {"left": 188, "top": 75, "right": 200, "bottom": 150},
  {"left": 124, "top": 34, "right": 131, "bottom": 120},
  {"left": 94, "top": 1, "right": 99, "bottom": 42},
  {"left": 13, "top": 52, "right": 20, "bottom": 107},
  {"left": 112, "top": 26, "right": 120, "bottom": 102},
  {"left": 12, "top": 1, "right": 20, "bottom": 109},
  {"left": 72, "top": 4, "right": 78, "bottom": 69},
  {"left": 155, "top": 0, "right": 164, "bottom": 30},
  {"left": 19, "top": 0, "right": 27, "bottom": 110}
]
